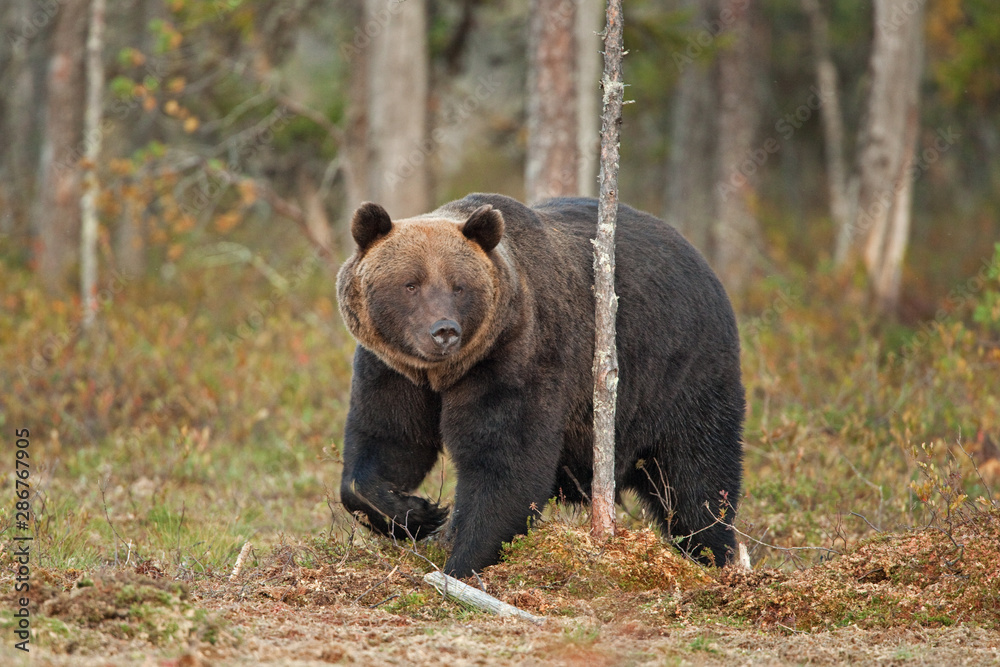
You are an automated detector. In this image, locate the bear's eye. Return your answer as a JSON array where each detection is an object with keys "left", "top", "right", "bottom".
[
  {"left": 405, "top": 283, "right": 418, "bottom": 293},
  {"left": 453, "top": 286, "right": 464, "bottom": 295}
]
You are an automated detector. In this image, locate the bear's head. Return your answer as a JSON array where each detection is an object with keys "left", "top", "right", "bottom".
[{"left": 337, "top": 202, "right": 515, "bottom": 388}]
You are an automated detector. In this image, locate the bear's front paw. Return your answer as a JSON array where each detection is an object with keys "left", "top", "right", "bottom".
[
  {"left": 361, "top": 491, "right": 449, "bottom": 541},
  {"left": 388, "top": 493, "right": 450, "bottom": 540}
]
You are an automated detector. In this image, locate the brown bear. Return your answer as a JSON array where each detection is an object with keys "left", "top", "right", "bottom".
[{"left": 337, "top": 193, "right": 744, "bottom": 578}]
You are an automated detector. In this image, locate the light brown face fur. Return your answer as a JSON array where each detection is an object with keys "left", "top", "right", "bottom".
[{"left": 337, "top": 204, "right": 517, "bottom": 390}]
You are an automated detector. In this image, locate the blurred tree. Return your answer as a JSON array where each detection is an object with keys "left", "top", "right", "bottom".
[
  {"left": 35, "top": 0, "right": 90, "bottom": 293},
  {"left": 81, "top": 0, "right": 106, "bottom": 329},
  {"left": 664, "top": 0, "right": 717, "bottom": 253},
  {"left": 577, "top": 0, "right": 603, "bottom": 197},
  {"left": 365, "top": 0, "right": 430, "bottom": 218},
  {"left": 340, "top": 0, "right": 369, "bottom": 239},
  {"left": 855, "top": 0, "right": 924, "bottom": 314},
  {"left": 802, "top": 0, "right": 855, "bottom": 267},
  {"left": 525, "top": 0, "right": 578, "bottom": 203},
  {"left": 712, "top": 0, "right": 763, "bottom": 294},
  {"left": 113, "top": 0, "right": 163, "bottom": 278},
  {"left": 0, "top": 1, "right": 48, "bottom": 250}
]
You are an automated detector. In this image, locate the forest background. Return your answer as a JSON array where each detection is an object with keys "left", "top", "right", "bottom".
[{"left": 1, "top": 0, "right": 1000, "bottom": 664}]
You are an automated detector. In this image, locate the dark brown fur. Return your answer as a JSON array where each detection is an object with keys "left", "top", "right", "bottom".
[{"left": 337, "top": 194, "right": 745, "bottom": 578}]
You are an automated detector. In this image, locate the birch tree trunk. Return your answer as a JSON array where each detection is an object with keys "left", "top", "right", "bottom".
[
  {"left": 525, "top": 0, "right": 578, "bottom": 203},
  {"left": 366, "top": 0, "right": 429, "bottom": 218},
  {"left": 712, "top": 0, "right": 762, "bottom": 294},
  {"left": 855, "top": 0, "right": 924, "bottom": 314},
  {"left": 591, "top": 0, "right": 624, "bottom": 542},
  {"left": 81, "top": 0, "right": 106, "bottom": 330},
  {"left": 802, "top": 0, "right": 855, "bottom": 267},
  {"left": 35, "top": 0, "right": 90, "bottom": 293}
]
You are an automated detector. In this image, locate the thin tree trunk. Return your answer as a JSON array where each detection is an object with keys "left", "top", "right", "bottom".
[
  {"left": 115, "top": 180, "right": 145, "bottom": 278},
  {"left": 802, "top": 0, "right": 854, "bottom": 266},
  {"left": 855, "top": 0, "right": 924, "bottom": 314},
  {"left": 525, "top": 0, "right": 578, "bottom": 204},
  {"left": 576, "top": 0, "right": 602, "bottom": 197},
  {"left": 114, "top": 0, "right": 157, "bottom": 276},
  {"left": 35, "top": 0, "right": 90, "bottom": 293},
  {"left": 340, "top": 0, "right": 369, "bottom": 247},
  {"left": 366, "top": 0, "right": 429, "bottom": 218},
  {"left": 297, "top": 170, "right": 332, "bottom": 252},
  {"left": 591, "top": 0, "right": 624, "bottom": 542},
  {"left": 712, "top": 0, "right": 762, "bottom": 294},
  {"left": 81, "top": 0, "right": 106, "bottom": 330}
]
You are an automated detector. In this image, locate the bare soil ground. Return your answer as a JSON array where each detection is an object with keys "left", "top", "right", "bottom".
[{"left": 5, "top": 517, "right": 999, "bottom": 666}]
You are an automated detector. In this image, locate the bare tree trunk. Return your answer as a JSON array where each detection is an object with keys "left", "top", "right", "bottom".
[
  {"left": 525, "top": 0, "right": 578, "bottom": 204},
  {"left": 114, "top": 0, "right": 158, "bottom": 276},
  {"left": 591, "top": 0, "right": 624, "bottom": 542},
  {"left": 712, "top": 0, "right": 762, "bottom": 294},
  {"left": 115, "top": 181, "right": 145, "bottom": 277},
  {"left": 576, "top": 0, "right": 602, "bottom": 197},
  {"left": 802, "top": 0, "right": 855, "bottom": 266},
  {"left": 665, "top": 0, "right": 717, "bottom": 253},
  {"left": 874, "top": 123, "right": 917, "bottom": 311},
  {"left": 0, "top": 0, "right": 48, "bottom": 242},
  {"left": 340, "top": 0, "right": 369, "bottom": 248},
  {"left": 35, "top": 0, "right": 90, "bottom": 293},
  {"left": 81, "top": 0, "right": 106, "bottom": 330},
  {"left": 297, "top": 170, "right": 332, "bottom": 252},
  {"left": 366, "top": 0, "right": 429, "bottom": 218},
  {"left": 855, "top": 0, "right": 924, "bottom": 314}
]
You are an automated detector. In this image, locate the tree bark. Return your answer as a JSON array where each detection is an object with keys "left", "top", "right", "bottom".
[
  {"left": 665, "top": 0, "right": 717, "bottom": 253},
  {"left": 802, "top": 0, "right": 855, "bottom": 267},
  {"left": 712, "top": 0, "right": 762, "bottom": 295},
  {"left": 855, "top": 0, "right": 924, "bottom": 314},
  {"left": 0, "top": 0, "right": 48, "bottom": 242},
  {"left": 591, "top": 0, "right": 624, "bottom": 542},
  {"left": 576, "top": 0, "right": 602, "bottom": 197},
  {"left": 81, "top": 0, "right": 106, "bottom": 330},
  {"left": 340, "top": 0, "right": 369, "bottom": 246},
  {"left": 365, "top": 0, "right": 429, "bottom": 218},
  {"left": 35, "top": 0, "right": 90, "bottom": 293},
  {"left": 114, "top": 0, "right": 159, "bottom": 277},
  {"left": 525, "top": 0, "right": 578, "bottom": 204}
]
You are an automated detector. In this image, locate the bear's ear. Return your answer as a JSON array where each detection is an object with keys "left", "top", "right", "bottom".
[
  {"left": 461, "top": 205, "right": 504, "bottom": 252},
  {"left": 351, "top": 202, "right": 393, "bottom": 251}
]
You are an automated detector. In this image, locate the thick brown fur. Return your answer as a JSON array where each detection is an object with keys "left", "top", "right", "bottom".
[{"left": 337, "top": 194, "right": 745, "bottom": 578}]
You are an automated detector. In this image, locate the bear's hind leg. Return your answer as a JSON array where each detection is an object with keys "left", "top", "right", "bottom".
[{"left": 629, "top": 454, "right": 738, "bottom": 568}]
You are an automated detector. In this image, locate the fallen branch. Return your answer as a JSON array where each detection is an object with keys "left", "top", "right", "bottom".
[
  {"left": 423, "top": 571, "right": 543, "bottom": 624},
  {"left": 230, "top": 541, "right": 253, "bottom": 581}
]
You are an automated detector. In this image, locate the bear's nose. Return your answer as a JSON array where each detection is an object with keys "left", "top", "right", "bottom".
[{"left": 430, "top": 319, "right": 462, "bottom": 351}]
